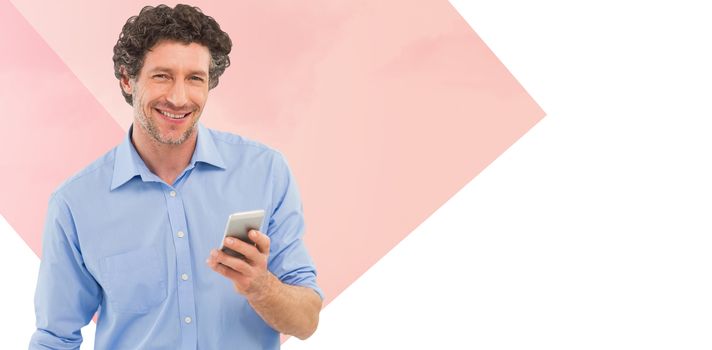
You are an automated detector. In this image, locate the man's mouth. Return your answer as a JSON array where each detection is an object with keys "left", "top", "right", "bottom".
[{"left": 155, "top": 108, "right": 191, "bottom": 120}]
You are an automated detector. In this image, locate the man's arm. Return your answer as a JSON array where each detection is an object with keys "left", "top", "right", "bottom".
[
  {"left": 206, "top": 151, "right": 322, "bottom": 338},
  {"left": 207, "top": 231, "right": 322, "bottom": 339},
  {"left": 30, "top": 194, "right": 101, "bottom": 349}
]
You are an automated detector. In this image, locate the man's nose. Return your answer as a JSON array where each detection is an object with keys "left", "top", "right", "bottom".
[{"left": 167, "top": 80, "right": 188, "bottom": 107}]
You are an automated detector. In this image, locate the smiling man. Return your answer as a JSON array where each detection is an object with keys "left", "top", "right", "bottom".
[{"left": 30, "top": 4, "right": 322, "bottom": 349}]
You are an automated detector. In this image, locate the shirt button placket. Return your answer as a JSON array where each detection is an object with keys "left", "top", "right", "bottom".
[{"left": 165, "top": 188, "right": 197, "bottom": 348}]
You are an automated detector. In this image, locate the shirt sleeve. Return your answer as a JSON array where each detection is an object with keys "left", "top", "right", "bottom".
[
  {"left": 29, "top": 193, "right": 102, "bottom": 349},
  {"left": 266, "top": 152, "right": 324, "bottom": 300}
]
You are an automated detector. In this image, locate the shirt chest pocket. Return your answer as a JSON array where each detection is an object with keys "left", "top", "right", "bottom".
[{"left": 100, "top": 247, "right": 168, "bottom": 314}]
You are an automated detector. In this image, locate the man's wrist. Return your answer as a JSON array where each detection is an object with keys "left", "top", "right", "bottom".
[{"left": 246, "top": 272, "right": 280, "bottom": 305}]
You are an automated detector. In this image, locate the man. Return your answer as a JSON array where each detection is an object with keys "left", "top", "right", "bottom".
[{"left": 30, "top": 4, "right": 322, "bottom": 349}]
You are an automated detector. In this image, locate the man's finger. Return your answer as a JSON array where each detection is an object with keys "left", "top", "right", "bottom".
[
  {"left": 249, "top": 230, "right": 270, "bottom": 255},
  {"left": 213, "top": 249, "right": 252, "bottom": 275},
  {"left": 223, "top": 237, "right": 261, "bottom": 262},
  {"left": 210, "top": 258, "right": 242, "bottom": 281}
]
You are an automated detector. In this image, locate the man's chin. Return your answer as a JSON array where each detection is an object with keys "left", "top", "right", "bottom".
[
  {"left": 155, "top": 134, "right": 188, "bottom": 145},
  {"left": 155, "top": 128, "right": 196, "bottom": 146}
]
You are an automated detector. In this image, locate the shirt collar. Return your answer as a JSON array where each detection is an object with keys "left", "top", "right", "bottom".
[
  {"left": 111, "top": 123, "right": 226, "bottom": 191},
  {"left": 190, "top": 123, "right": 226, "bottom": 171}
]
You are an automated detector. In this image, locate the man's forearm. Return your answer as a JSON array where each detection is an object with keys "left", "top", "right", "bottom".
[{"left": 247, "top": 273, "right": 322, "bottom": 339}]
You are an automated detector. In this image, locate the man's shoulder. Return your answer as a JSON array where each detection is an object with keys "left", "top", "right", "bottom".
[
  {"left": 52, "top": 146, "right": 118, "bottom": 200},
  {"left": 206, "top": 127, "right": 285, "bottom": 162}
]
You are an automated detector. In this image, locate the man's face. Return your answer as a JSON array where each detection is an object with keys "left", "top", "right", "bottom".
[{"left": 123, "top": 40, "right": 211, "bottom": 145}]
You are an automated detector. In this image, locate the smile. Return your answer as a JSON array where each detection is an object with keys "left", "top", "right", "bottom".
[{"left": 156, "top": 108, "right": 191, "bottom": 120}]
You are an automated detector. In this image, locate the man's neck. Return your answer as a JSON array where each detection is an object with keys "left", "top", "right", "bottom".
[{"left": 131, "top": 126, "right": 197, "bottom": 186}]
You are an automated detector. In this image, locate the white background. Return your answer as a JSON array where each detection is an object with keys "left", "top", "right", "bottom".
[{"left": 3, "top": 1, "right": 711, "bottom": 348}]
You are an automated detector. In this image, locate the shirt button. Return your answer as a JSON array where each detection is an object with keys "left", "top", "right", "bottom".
[
  {"left": 181, "top": 273, "right": 189, "bottom": 281},
  {"left": 169, "top": 190, "right": 177, "bottom": 197},
  {"left": 184, "top": 316, "right": 192, "bottom": 324},
  {"left": 177, "top": 231, "right": 185, "bottom": 238}
]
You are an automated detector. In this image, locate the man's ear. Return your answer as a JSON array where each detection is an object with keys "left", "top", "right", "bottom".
[{"left": 119, "top": 66, "right": 133, "bottom": 95}]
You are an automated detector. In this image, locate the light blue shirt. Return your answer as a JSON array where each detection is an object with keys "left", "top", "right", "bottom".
[{"left": 30, "top": 124, "right": 323, "bottom": 349}]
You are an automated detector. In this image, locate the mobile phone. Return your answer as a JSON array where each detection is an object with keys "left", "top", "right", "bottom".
[{"left": 220, "top": 209, "right": 265, "bottom": 259}]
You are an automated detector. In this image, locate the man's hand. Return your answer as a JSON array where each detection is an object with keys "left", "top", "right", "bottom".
[
  {"left": 206, "top": 229, "right": 322, "bottom": 339},
  {"left": 206, "top": 230, "right": 277, "bottom": 300}
]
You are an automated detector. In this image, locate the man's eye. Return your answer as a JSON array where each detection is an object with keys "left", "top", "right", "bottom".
[
  {"left": 190, "top": 76, "right": 205, "bottom": 82},
  {"left": 153, "top": 74, "right": 168, "bottom": 80}
]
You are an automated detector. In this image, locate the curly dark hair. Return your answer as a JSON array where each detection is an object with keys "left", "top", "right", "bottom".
[{"left": 113, "top": 4, "right": 232, "bottom": 105}]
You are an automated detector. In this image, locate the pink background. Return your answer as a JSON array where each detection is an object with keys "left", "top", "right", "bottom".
[{"left": 0, "top": 0, "right": 543, "bottom": 307}]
